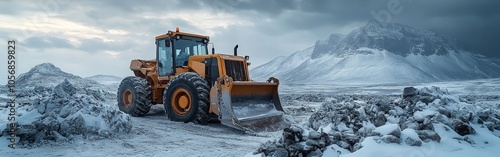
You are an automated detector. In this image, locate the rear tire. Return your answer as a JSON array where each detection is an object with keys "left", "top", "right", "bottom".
[
  {"left": 164, "top": 72, "right": 210, "bottom": 124},
  {"left": 117, "top": 76, "right": 152, "bottom": 116}
]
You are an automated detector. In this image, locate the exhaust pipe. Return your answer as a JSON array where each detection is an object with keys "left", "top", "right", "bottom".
[
  {"left": 209, "top": 43, "right": 215, "bottom": 54},
  {"left": 234, "top": 44, "right": 238, "bottom": 56}
]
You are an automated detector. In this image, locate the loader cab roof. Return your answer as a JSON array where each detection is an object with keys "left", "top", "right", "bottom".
[{"left": 155, "top": 30, "right": 210, "bottom": 41}]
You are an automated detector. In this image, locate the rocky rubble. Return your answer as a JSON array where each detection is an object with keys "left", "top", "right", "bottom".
[
  {"left": 0, "top": 79, "right": 132, "bottom": 146},
  {"left": 254, "top": 86, "right": 500, "bottom": 156}
]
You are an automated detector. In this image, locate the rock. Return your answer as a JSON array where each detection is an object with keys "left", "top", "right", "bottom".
[
  {"left": 420, "top": 96, "right": 437, "bottom": 104},
  {"left": 258, "top": 86, "right": 499, "bottom": 156},
  {"left": 271, "top": 148, "right": 288, "bottom": 157},
  {"left": 307, "top": 149, "right": 322, "bottom": 157},
  {"left": 484, "top": 122, "right": 495, "bottom": 132},
  {"left": 404, "top": 137, "right": 422, "bottom": 146},
  {"left": 376, "top": 101, "right": 391, "bottom": 113},
  {"left": 353, "top": 142, "right": 363, "bottom": 151},
  {"left": 403, "top": 87, "right": 418, "bottom": 98},
  {"left": 415, "top": 130, "right": 441, "bottom": 142},
  {"left": 256, "top": 141, "right": 277, "bottom": 155},
  {"left": 16, "top": 88, "right": 132, "bottom": 146},
  {"left": 37, "top": 102, "right": 47, "bottom": 114},
  {"left": 387, "top": 126, "right": 402, "bottom": 138},
  {"left": 53, "top": 79, "right": 76, "bottom": 98},
  {"left": 308, "top": 131, "right": 321, "bottom": 139},
  {"left": 453, "top": 121, "right": 475, "bottom": 136},
  {"left": 357, "top": 107, "right": 367, "bottom": 118},
  {"left": 381, "top": 135, "right": 400, "bottom": 144},
  {"left": 306, "top": 139, "right": 320, "bottom": 147},
  {"left": 283, "top": 127, "right": 302, "bottom": 145},
  {"left": 435, "top": 114, "right": 450, "bottom": 124},
  {"left": 337, "top": 141, "right": 351, "bottom": 150},
  {"left": 342, "top": 133, "right": 360, "bottom": 146},
  {"left": 373, "top": 113, "right": 387, "bottom": 127},
  {"left": 287, "top": 143, "right": 305, "bottom": 155},
  {"left": 437, "top": 107, "right": 452, "bottom": 118},
  {"left": 59, "top": 105, "right": 72, "bottom": 118},
  {"left": 463, "top": 136, "right": 475, "bottom": 144}
]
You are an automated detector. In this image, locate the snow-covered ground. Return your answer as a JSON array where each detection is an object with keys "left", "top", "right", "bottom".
[
  {"left": 280, "top": 78, "right": 500, "bottom": 95},
  {"left": 0, "top": 105, "right": 282, "bottom": 157},
  {"left": 1, "top": 78, "right": 499, "bottom": 157}
]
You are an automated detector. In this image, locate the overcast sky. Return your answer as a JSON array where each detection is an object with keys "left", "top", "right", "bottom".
[{"left": 1, "top": 0, "right": 499, "bottom": 84}]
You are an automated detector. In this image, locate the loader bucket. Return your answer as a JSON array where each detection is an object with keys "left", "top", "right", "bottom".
[{"left": 210, "top": 77, "right": 288, "bottom": 132}]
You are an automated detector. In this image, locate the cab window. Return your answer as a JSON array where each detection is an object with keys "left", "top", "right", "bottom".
[{"left": 157, "top": 39, "right": 173, "bottom": 76}]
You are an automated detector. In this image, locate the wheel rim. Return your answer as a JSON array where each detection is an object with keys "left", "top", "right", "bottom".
[
  {"left": 171, "top": 88, "right": 192, "bottom": 116},
  {"left": 122, "top": 89, "right": 133, "bottom": 108}
]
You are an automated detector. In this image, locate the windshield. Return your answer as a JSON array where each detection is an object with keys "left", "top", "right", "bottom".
[{"left": 173, "top": 36, "right": 208, "bottom": 66}]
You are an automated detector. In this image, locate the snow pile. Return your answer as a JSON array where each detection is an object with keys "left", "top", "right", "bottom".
[
  {"left": 0, "top": 79, "right": 132, "bottom": 146},
  {"left": 16, "top": 63, "right": 100, "bottom": 88},
  {"left": 254, "top": 86, "right": 500, "bottom": 156}
]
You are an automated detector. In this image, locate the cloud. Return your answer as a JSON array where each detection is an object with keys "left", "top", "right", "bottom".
[
  {"left": 1, "top": 0, "right": 499, "bottom": 85},
  {"left": 23, "top": 36, "right": 75, "bottom": 49}
]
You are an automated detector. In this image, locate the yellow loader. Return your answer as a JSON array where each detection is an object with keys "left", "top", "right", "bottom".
[{"left": 117, "top": 28, "right": 286, "bottom": 131}]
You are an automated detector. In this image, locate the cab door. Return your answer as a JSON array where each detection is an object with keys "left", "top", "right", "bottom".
[{"left": 157, "top": 39, "right": 173, "bottom": 76}]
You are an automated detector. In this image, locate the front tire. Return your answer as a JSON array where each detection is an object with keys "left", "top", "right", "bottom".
[
  {"left": 164, "top": 72, "right": 210, "bottom": 124},
  {"left": 117, "top": 76, "right": 152, "bottom": 116}
]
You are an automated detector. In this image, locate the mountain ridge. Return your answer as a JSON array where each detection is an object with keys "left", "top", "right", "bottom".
[{"left": 251, "top": 21, "right": 500, "bottom": 84}]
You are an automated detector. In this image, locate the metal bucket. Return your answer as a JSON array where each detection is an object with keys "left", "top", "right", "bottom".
[{"left": 211, "top": 77, "right": 287, "bottom": 132}]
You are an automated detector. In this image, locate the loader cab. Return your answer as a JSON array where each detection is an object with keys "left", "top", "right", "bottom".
[
  {"left": 156, "top": 31, "right": 209, "bottom": 76},
  {"left": 172, "top": 36, "right": 209, "bottom": 67}
]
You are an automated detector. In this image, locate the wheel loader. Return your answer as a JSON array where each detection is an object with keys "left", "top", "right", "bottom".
[{"left": 117, "top": 28, "right": 286, "bottom": 131}]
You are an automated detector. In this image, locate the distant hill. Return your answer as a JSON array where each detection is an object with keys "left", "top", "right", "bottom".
[
  {"left": 85, "top": 75, "right": 123, "bottom": 85},
  {"left": 16, "top": 63, "right": 100, "bottom": 88}
]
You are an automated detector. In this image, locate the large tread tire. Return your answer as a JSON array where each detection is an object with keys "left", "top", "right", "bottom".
[
  {"left": 117, "top": 76, "right": 153, "bottom": 116},
  {"left": 164, "top": 72, "right": 210, "bottom": 124}
]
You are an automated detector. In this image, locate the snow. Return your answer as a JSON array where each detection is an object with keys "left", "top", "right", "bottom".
[
  {"left": 374, "top": 124, "right": 400, "bottom": 136},
  {"left": 1, "top": 62, "right": 499, "bottom": 156},
  {"left": 1, "top": 107, "right": 282, "bottom": 156},
  {"left": 322, "top": 144, "right": 351, "bottom": 157},
  {"left": 1, "top": 80, "right": 499, "bottom": 156},
  {"left": 16, "top": 110, "right": 41, "bottom": 125},
  {"left": 413, "top": 110, "right": 437, "bottom": 121}
]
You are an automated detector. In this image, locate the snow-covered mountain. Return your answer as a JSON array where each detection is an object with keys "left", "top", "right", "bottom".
[
  {"left": 86, "top": 74, "right": 123, "bottom": 85},
  {"left": 251, "top": 21, "right": 500, "bottom": 84},
  {"left": 17, "top": 63, "right": 100, "bottom": 88},
  {"left": 251, "top": 47, "right": 313, "bottom": 81}
]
